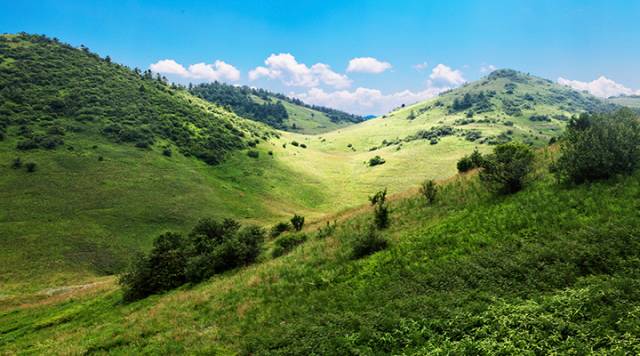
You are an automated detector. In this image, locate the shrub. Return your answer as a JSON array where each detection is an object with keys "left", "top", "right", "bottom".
[
  {"left": 247, "top": 150, "right": 259, "bottom": 158},
  {"left": 290, "top": 214, "right": 305, "bottom": 231},
  {"left": 11, "top": 157, "right": 22, "bottom": 169},
  {"left": 369, "top": 188, "right": 389, "bottom": 229},
  {"left": 272, "top": 233, "right": 307, "bottom": 257},
  {"left": 552, "top": 110, "right": 640, "bottom": 183},
  {"left": 479, "top": 142, "right": 535, "bottom": 194},
  {"left": 420, "top": 179, "right": 438, "bottom": 204},
  {"left": 315, "top": 221, "right": 337, "bottom": 239},
  {"left": 349, "top": 228, "right": 388, "bottom": 259},
  {"left": 25, "top": 162, "right": 37, "bottom": 172},
  {"left": 120, "top": 218, "right": 264, "bottom": 301},
  {"left": 162, "top": 148, "right": 172, "bottom": 157},
  {"left": 457, "top": 156, "right": 474, "bottom": 172},
  {"left": 270, "top": 222, "right": 291, "bottom": 238},
  {"left": 368, "top": 155, "right": 386, "bottom": 167},
  {"left": 300, "top": 143, "right": 307, "bottom": 149},
  {"left": 291, "top": 141, "right": 299, "bottom": 147}
]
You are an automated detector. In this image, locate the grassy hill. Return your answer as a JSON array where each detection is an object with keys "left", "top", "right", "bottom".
[
  {"left": 190, "top": 82, "right": 364, "bottom": 134},
  {"left": 3, "top": 145, "right": 640, "bottom": 354},
  {"left": 0, "top": 34, "right": 331, "bottom": 296}
]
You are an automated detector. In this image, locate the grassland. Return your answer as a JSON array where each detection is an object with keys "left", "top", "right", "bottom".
[{"left": 3, "top": 146, "right": 640, "bottom": 354}]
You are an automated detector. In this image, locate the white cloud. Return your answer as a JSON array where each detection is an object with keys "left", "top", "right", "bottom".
[
  {"left": 428, "top": 64, "right": 465, "bottom": 87},
  {"left": 480, "top": 64, "right": 497, "bottom": 74},
  {"left": 150, "top": 59, "right": 240, "bottom": 82},
  {"left": 249, "top": 53, "right": 351, "bottom": 88},
  {"left": 149, "top": 59, "right": 189, "bottom": 77},
  {"left": 413, "top": 61, "right": 428, "bottom": 71},
  {"left": 557, "top": 76, "right": 640, "bottom": 98},
  {"left": 346, "top": 57, "right": 392, "bottom": 73},
  {"left": 293, "top": 62, "right": 465, "bottom": 115},
  {"left": 294, "top": 86, "right": 446, "bottom": 115}
]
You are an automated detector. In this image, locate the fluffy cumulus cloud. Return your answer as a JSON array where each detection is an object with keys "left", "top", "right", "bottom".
[
  {"left": 557, "top": 76, "right": 640, "bottom": 98},
  {"left": 249, "top": 53, "right": 351, "bottom": 88},
  {"left": 428, "top": 64, "right": 465, "bottom": 87},
  {"left": 293, "top": 63, "right": 466, "bottom": 115},
  {"left": 150, "top": 59, "right": 240, "bottom": 82},
  {"left": 346, "top": 57, "right": 392, "bottom": 73},
  {"left": 294, "top": 87, "right": 445, "bottom": 115}
]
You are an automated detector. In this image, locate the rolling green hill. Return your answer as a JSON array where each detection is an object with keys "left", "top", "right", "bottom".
[
  {"left": 0, "top": 34, "right": 329, "bottom": 296},
  {"left": 190, "top": 81, "right": 364, "bottom": 134}
]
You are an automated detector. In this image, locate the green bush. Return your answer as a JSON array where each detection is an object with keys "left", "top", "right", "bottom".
[
  {"left": 162, "top": 148, "right": 172, "bottom": 157},
  {"left": 349, "top": 228, "right": 388, "bottom": 259},
  {"left": 420, "top": 179, "right": 438, "bottom": 204},
  {"left": 270, "top": 222, "right": 291, "bottom": 238},
  {"left": 368, "top": 155, "right": 386, "bottom": 167},
  {"left": 480, "top": 142, "right": 534, "bottom": 194},
  {"left": 290, "top": 214, "right": 305, "bottom": 231},
  {"left": 552, "top": 109, "right": 640, "bottom": 183},
  {"left": 456, "top": 156, "right": 474, "bottom": 172},
  {"left": 25, "top": 162, "right": 37, "bottom": 172},
  {"left": 272, "top": 233, "right": 307, "bottom": 257},
  {"left": 247, "top": 150, "right": 259, "bottom": 158}
]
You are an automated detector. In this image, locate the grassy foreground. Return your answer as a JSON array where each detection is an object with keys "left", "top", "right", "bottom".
[{"left": 3, "top": 148, "right": 640, "bottom": 354}]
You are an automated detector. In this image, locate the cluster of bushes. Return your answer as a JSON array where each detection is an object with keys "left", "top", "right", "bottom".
[
  {"left": 16, "top": 134, "right": 64, "bottom": 150},
  {"left": 450, "top": 92, "right": 494, "bottom": 114},
  {"left": 455, "top": 109, "right": 640, "bottom": 195},
  {"left": 552, "top": 109, "right": 640, "bottom": 183},
  {"left": 457, "top": 149, "right": 484, "bottom": 173},
  {"left": 10, "top": 157, "right": 37, "bottom": 172},
  {"left": 272, "top": 233, "right": 307, "bottom": 257},
  {"left": 528, "top": 114, "right": 551, "bottom": 122},
  {"left": 119, "top": 218, "right": 264, "bottom": 301},
  {"left": 406, "top": 125, "right": 455, "bottom": 145}
]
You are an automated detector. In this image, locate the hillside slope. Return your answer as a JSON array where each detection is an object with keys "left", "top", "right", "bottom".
[
  {"left": 3, "top": 149, "right": 640, "bottom": 354},
  {"left": 0, "top": 34, "right": 329, "bottom": 294},
  {"left": 190, "top": 82, "right": 364, "bottom": 134}
]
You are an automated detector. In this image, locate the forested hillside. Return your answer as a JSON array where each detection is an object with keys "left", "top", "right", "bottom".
[{"left": 190, "top": 81, "right": 364, "bottom": 134}]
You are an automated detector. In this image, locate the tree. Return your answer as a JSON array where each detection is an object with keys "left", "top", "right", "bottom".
[
  {"left": 552, "top": 109, "right": 640, "bottom": 183},
  {"left": 479, "top": 142, "right": 535, "bottom": 194},
  {"left": 369, "top": 188, "right": 389, "bottom": 229},
  {"left": 420, "top": 180, "right": 438, "bottom": 204},
  {"left": 291, "top": 214, "right": 305, "bottom": 231}
]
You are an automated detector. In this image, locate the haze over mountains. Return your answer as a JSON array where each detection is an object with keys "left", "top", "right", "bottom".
[{"left": 2, "top": 31, "right": 640, "bottom": 354}]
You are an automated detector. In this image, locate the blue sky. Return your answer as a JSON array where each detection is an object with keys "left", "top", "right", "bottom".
[{"left": 1, "top": 0, "right": 638, "bottom": 114}]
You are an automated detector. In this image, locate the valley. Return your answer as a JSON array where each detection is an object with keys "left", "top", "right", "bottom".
[{"left": 1, "top": 23, "right": 640, "bottom": 354}]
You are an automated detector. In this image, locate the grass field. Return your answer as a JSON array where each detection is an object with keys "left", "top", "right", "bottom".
[{"left": 3, "top": 147, "right": 640, "bottom": 354}]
